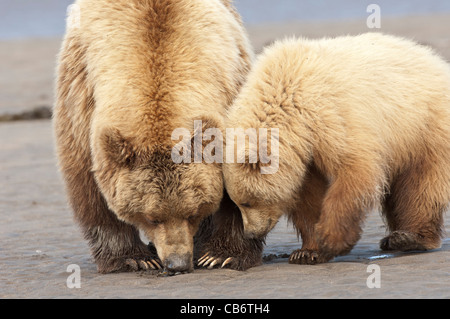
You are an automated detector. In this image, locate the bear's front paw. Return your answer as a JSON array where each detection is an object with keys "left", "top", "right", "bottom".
[
  {"left": 124, "top": 257, "right": 163, "bottom": 272},
  {"left": 96, "top": 243, "right": 163, "bottom": 273},
  {"left": 289, "top": 249, "right": 328, "bottom": 265},
  {"left": 97, "top": 255, "right": 163, "bottom": 274},
  {"left": 315, "top": 224, "right": 358, "bottom": 261},
  {"left": 197, "top": 250, "right": 262, "bottom": 271}
]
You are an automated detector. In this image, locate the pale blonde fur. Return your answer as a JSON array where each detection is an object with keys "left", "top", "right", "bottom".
[
  {"left": 54, "top": 0, "right": 256, "bottom": 273},
  {"left": 224, "top": 33, "right": 450, "bottom": 264}
]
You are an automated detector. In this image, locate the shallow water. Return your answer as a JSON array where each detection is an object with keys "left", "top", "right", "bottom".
[{"left": 1, "top": 0, "right": 450, "bottom": 39}]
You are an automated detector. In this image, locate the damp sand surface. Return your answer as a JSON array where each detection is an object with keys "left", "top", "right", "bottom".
[{"left": 0, "top": 120, "right": 449, "bottom": 299}]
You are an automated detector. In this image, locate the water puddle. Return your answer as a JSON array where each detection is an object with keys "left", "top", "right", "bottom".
[{"left": 367, "top": 254, "right": 395, "bottom": 261}]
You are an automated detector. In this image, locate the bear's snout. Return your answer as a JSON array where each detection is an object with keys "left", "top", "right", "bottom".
[
  {"left": 242, "top": 215, "right": 275, "bottom": 240},
  {"left": 164, "top": 253, "right": 193, "bottom": 274}
]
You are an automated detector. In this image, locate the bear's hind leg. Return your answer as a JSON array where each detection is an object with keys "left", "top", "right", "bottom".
[
  {"left": 289, "top": 165, "right": 329, "bottom": 265},
  {"left": 381, "top": 154, "right": 448, "bottom": 252}
]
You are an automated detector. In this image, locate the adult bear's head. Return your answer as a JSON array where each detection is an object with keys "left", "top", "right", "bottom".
[{"left": 92, "top": 121, "right": 223, "bottom": 274}]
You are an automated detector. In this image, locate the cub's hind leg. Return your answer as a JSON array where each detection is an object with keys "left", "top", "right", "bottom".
[{"left": 381, "top": 151, "right": 449, "bottom": 252}]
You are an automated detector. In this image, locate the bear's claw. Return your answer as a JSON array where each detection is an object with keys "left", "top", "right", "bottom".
[
  {"left": 197, "top": 253, "right": 234, "bottom": 269},
  {"left": 221, "top": 257, "right": 234, "bottom": 268},
  {"left": 289, "top": 249, "right": 323, "bottom": 265},
  {"left": 125, "top": 258, "right": 162, "bottom": 271}
]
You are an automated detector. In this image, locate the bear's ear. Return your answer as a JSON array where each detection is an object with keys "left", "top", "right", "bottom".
[{"left": 100, "top": 128, "right": 140, "bottom": 167}]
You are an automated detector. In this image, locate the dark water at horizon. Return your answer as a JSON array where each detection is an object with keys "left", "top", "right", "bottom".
[{"left": 1, "top": 0, "right": 450, "bottom": 39}]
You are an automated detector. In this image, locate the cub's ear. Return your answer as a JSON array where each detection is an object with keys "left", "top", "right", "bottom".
[{"left": 100, "top": 128, "right": 139, "bottom": 167}]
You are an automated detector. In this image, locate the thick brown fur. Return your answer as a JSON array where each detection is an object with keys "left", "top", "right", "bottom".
[
  {"left": 224, "top": 34, "right": 450, "bottom": 265},
  {"left": 54, "top": 0, "right": 263, "bottom": 274}
]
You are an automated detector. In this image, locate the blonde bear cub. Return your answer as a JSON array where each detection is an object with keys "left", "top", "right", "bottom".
[{"left": 224, "top": 33, "right": 450, "bottom": 264}]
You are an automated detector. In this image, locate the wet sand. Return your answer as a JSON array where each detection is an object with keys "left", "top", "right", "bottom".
[{"left": 0, "top": 15, "right": 449, "bottom": 299}]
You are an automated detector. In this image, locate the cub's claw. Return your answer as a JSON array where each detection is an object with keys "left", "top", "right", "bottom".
[{"left": 289, "top": 249, "right": 322, "bottom": 265}]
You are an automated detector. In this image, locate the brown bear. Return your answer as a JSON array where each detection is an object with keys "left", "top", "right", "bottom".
[
  {"left": 54, "top": 0, "right": 263, "bottom": 274},
  {"left": 223, "top": 33, "right": 450, "bottom": 265}
]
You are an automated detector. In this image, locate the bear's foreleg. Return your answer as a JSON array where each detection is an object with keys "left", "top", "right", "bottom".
[
  {"left": 60, "top": 139, "right": 162, "bottom": 273},
  {"left": 314, "top": 163, "right": 383, "bottom": 261},
  {"left": 289, "top": 165, "right": 329, "bottom": 265},
  {"left": 54, "top": 36, "right": 161, "bottom": 273},
  {"left": 196, "top": 191, "right": 264, "bottom": 271}
]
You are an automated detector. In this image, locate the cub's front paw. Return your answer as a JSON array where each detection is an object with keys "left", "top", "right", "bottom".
[
  {"left": 315, "top": 224, "right": 357, "bottom": 262},
  {"left": 289, "top": 249, "right": 328, "bottom": 265}
]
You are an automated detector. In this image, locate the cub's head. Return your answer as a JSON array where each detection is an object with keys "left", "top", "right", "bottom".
[
  {"left": 93, "top": 125, "right": 223, "bottom": 274},
  {"left": 223, "top": 126, "right": 306, "bottom": 240},
  {"left": 223, "top": 161, "right": 290, "bottom": 240}
]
